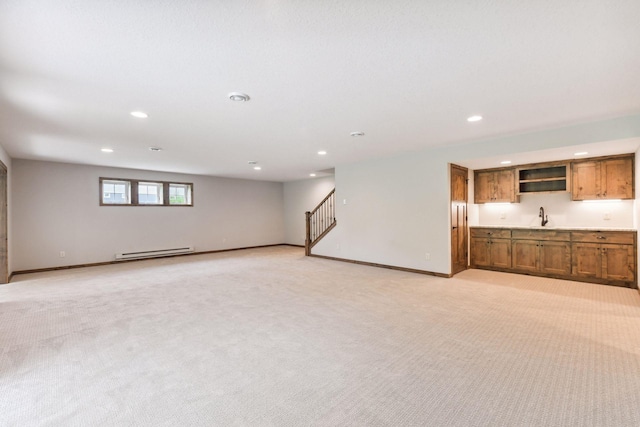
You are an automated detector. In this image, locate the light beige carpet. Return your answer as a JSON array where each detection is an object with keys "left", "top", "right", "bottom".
[{"left": 1, "top": 246, "right": 640, "bottom": 426}]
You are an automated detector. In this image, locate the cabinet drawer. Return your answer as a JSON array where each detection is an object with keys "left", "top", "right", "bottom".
[
  {"left": 571, "top": 231, "right": 635, "bottom": 245},
  {"left": 511, "top": 229, "right": 570, "bottom": 241},
  {"left": 470, "top": 228, "right": 511, "bottom": 239}
]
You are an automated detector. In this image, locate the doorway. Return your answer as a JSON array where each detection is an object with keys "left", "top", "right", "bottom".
[{"left": 450, "top": 164, "right": 468, "bottom": 275}]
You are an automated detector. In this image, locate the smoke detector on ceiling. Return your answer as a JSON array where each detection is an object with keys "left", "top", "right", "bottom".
[{"left": 229, "top": 92, "right": 250, "bottom": 102}]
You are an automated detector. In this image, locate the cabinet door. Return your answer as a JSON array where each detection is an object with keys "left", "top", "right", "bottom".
[
  {"left": 494, "top": 169, "right": 516, "bottom": 203},
  {"left": 470, "top": 237, "right": 491, "bottom": 267},
  {"left": 512, "top": 240, "right": 538, "bottom": 272},
  {"left": 571, "top": 243, "right": 600, "bottom": 278},
  {"left": 474, "top": 171, "right": 495, "bottom": 203},
  {"left": 572, "top": 161, "right": 600, "bottom": 200},
  {"left": 539, "top": 241, "right": 571, "bottom": 276},
  {"left": 490, "top": 238, "right": 512, "bottom": 269},
  {"left": 601, "top": 157, "right": 634, "bottom": 199},
  {"left": 601, "top": 244, "right": 635, "bottom": 282}
]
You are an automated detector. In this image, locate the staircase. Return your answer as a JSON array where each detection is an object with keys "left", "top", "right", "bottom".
[{"left": 305, "top": 189, "right": 336, "bottom": 256}]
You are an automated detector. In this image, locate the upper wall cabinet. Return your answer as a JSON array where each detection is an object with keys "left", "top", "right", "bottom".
[
  {"left": 474, "top": 168, "right": 516, "bottom": 203},
  {"left": 571, "top": 154, "right": 634, "bottom": 201}
]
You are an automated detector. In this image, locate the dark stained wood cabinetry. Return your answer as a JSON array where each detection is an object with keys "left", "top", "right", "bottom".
[
  {"left": 571, "top": 154, "right": 634, "bottom": 201},
  {"left": 571, "top": 231, "right": 636, "bottom": 283},
  {"left": 512, "top": 229, "right": 571, "bottom": 276},
  {"left": 474, "top": 169, "right": 516, "bottom": 203},
  {"left": 470, "top": 228, "right": 511, "bottom": 269},
  {"left": 474, "top": 153, "right": 634, "bottom": 202},
  {"left": 470, "top": 227, "right": 637, "bottom": 288}
]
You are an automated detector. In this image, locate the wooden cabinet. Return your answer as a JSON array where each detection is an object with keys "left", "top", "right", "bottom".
[
  {"left": 474, "top": 168, "right": 516, "bottom": 204},
  {"left": 571, "top": 231, "right": 636, "bottom": 284},
  {"left": 511, "top": 230, "right": 571, "bottom": 276},
  {"left": 470, "top": 228, "right": 511, "bottom": 269},
  {"left": 571, "top": 155, "right": 634, "bottom": 200},
  {"left": 470, "top": 227, "right": 637, "bottom": 288}
]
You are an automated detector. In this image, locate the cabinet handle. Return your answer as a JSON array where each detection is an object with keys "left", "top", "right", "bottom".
[{"left": 596, "top": 236, "right": 606, "bottom": 239}]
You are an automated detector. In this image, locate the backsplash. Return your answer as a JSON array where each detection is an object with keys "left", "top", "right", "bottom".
[{"left": 473, "top": 191, "right": 635, "bottom": 229}]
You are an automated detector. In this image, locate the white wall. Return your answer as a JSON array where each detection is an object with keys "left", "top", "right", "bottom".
[
  {"left": 314, "top": 150, "right": 451, "bottom": 272},
  {"left": 313, "top": 114, "right": 640, "bottom": 275},
  {"left": 283, "top": 176, "right": 335, "bottom": 245},
  {"left": 12, "top": 160, "right": 285, "bottom": 271},
  {"left": 476, "top": 192, "right": 634, "bottom": 229}
]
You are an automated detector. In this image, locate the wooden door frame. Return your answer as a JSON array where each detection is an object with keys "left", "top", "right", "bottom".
[
  {"left": 450, "top": 164, "right": 469, "bottom": 275},
  {"left": 0, "top": 160, "right": 7, "bottom": 284}
]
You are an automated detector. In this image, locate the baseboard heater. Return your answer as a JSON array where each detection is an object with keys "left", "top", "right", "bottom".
[{"left": 115, "top": 246, "right": 195, "bottom": 261}]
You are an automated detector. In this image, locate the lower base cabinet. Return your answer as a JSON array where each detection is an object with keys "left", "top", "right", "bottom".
[
  {"left": 470, "top": 229, "right": 511, "bottom": 269},
  {"left": 471, "top": 238, "right": 511, "bottom": 269},
  {"left": 512, "top": 240, "right": 571, "bottom": 276},
  {"left": 572, "top": 243, "right": 635, "bottom": 283},
  {"left": 470, "top": 227, "right": 636, "bottom": 288}
]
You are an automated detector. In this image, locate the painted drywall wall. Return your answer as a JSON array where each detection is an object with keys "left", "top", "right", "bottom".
[
  {"left": 313, "top": 150, "right": 451, "bottom": 272},
  {"left": 283, "top": 176, "right": 335, "bottom": 246},
  {"left": 477, "top": 192, "right": 634, "bottom": 229},
  {"left": 0, "top": 143, "right": 12, "bottom": 274},
  {"left": 313, "top": 114, "right": 640, "bottom": 275},
  {"left": 12, "top": 160, "right": 285, "bottom": 271}
]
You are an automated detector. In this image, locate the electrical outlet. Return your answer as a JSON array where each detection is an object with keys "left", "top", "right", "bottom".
[
  {"left": 425, "top": 252, "right": 430, "bottom": 260},
  {"left": 59, "top": 251, "right": 65, "bottom": 258},
  {"left": 604, "top": 212, "right": 611, "bottom": 220},
  {"left": 500, "top": 212, "right": 506, "bottom": 219},
  {"left": 343, "top": 199, "right": 347, "bottom": 205}
]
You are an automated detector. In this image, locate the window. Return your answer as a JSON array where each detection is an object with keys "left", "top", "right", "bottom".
[
  {"left": 101, "top": 179, "right": 131, "bottom": 204},
  {"left": 100, "top": 178, "right": 193, "bottom": 207},
  {"left": 169, "top": 183, "right": 192, "bottom": 205},
  {"left": 138, "top": 182, "right": 163, "bottom": 205}
]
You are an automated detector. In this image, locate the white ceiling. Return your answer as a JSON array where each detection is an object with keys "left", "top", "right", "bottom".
[{"left": 1, "top": 1, "right": 639, "bottom": 182}]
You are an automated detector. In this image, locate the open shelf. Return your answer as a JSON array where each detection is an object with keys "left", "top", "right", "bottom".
[{"left": 517, "top": 164, "right": 568, "bottom": 194}]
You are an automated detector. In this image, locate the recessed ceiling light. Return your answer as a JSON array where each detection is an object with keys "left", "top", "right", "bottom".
[
  {"left": 500, "top": 160, "right": 512, "bottom": 165},
  {"left": 229, "top": 92, "right": 250, "bottom": 102},
  {"left": 310, "top": 173, "right": 316, "bottom": 177},
  {"left": 350, "top": 131, "right": 365, "bottom": 137},
  {"left": 253, "top": 166, "right": 262, "bottom": 170},
  {"left": 318, "top": 151, "right": 327, "bottom": 155},
  {"left": 574, "top": 151, "right": 589, "bottom": 156},
  {"left": 467, "top": 115, "right": 483, "bottom": 122},
  {"left": 101, "top": 148, "right": 114, "bottom": 153},
  {"left": 130, "top": 111, "right": 148, "bottom": 118},
  {"left": 149, "top": 147, "right": 162, "bottom": 152}
]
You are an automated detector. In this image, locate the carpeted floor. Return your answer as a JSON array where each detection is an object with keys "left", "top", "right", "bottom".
[{"left": 1, "top": 246, "right": 640, "bottom": 426}]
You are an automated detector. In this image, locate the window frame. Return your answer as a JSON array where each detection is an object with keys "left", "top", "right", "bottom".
[
  {"left": 137, "top": 181, "right": 164, "bottom": 205},
  {"left": 168, "top": 182, "right": 193, "bottom": 206},
  {"left": 99, "top": 177, "right": 194, "bottom": 207},
  {"left": 99, "top": 178, "right": 132, "bottom": 205}
]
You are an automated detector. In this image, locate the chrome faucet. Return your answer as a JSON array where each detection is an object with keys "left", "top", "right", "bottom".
[{"left": 539, "top": 207, "right": 549, "bottom": 226}]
